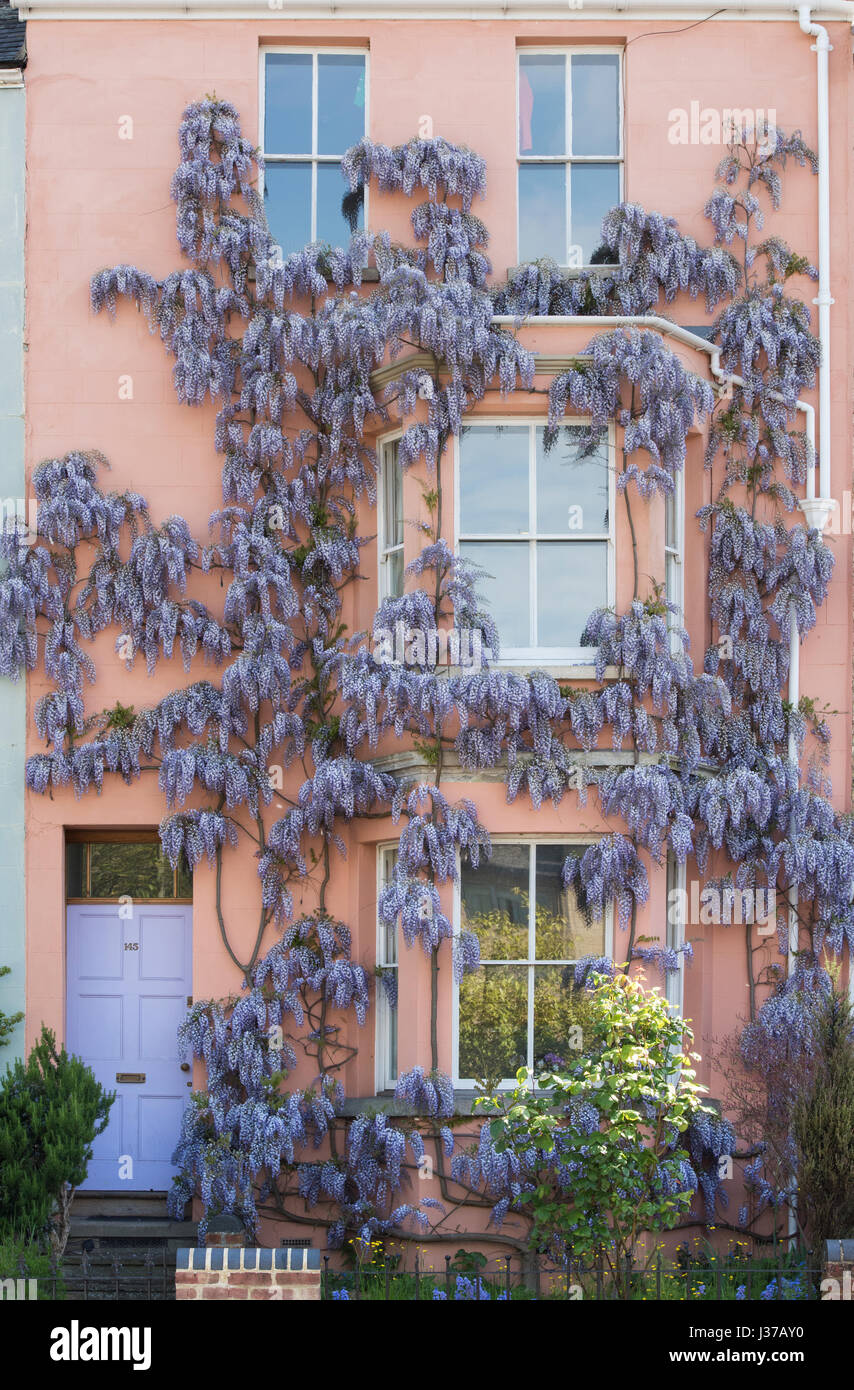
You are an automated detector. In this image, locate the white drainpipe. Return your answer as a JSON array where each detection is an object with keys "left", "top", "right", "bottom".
[{"left": 798, "top": 7, "right": 836, "bottom": 529}]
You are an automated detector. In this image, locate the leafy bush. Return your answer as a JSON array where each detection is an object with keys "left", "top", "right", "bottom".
[
  {"left": 0, "top": 1027, "right": 113, "bottom": 1255},
  {"left": 0, "top": 966, "right": 23, "bottom": 1051},
  {"left": 0, "top": 1237, "right": 65, "bottom": 1299},
  {"left": 477, "top": 973, "right": 709, "bottom": 1297}
]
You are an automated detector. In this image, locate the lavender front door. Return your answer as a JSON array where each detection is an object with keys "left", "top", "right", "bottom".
[{"left": 67, "top": 903, "right": 193, "bottom": 1190}]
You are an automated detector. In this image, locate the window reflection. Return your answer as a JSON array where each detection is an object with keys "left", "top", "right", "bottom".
[{"left": 458, "top": 843, "right": 606, "bottom": 1081}]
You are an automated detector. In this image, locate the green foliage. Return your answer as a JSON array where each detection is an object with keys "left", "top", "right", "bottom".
[
  {"left": 0, "top": 966, "right": 24, "bottom": 1050},
  {"left": 0, "top": 1237, "right": 66, "bottom": 1298},
  {"left": 0, "top": 1027, "right": 114, "bottom": 1254},
  {"left": 458, "top": 891, "right": 598, "bottom": 1087},
  {"left": 477, "top": 974, "right": 710, "bottom": 1296},
  {"left": 102, "top": 700, "right": 136, "bottom": 730},
  {"left": 449, "top": 1247, "right": 488, "bottom": 1273},
  {"left": 792, "top": 982, "right": 854, "bottom": 1263}
]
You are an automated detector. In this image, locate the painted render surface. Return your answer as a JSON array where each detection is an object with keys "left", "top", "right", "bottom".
[
  {"left": 19, "top": 14, "right": 854, "bottom": 1218},
  {"left": 0, "top": 68, "right": 26, "bottom": 1064}
]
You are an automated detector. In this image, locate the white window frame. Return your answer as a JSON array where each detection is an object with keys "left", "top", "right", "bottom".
[
  {"left": 258, "top": 46, "right": 370, "bottom": 248},
  {"left": 453, "top": 417, "right": 616, "bottom": 666},
  {"left": 377, "top": 431, "right": 405, "bottom": 605},
  {"left": 665, "top": 850, "right": 686, "bottom": 1018},
  {"left": 664, "top": 467, "right": 684, "bottom": 656},
  {"left": 516, "top": 47, "right": 624, "bottom": 269},
  {"left": 452, "top": 836, "right": 614, "bottom": 1089},
  {"left": 375, "top": 844, "right": 399, "bottom": 1093}
]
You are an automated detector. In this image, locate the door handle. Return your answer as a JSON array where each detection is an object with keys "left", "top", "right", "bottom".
[{"left": 180, "top": 1062, "right": 190, "bottom": 1072}]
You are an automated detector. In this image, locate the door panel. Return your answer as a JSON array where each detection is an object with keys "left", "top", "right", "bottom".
[{"left": 67, "top": 903, "right": 192, "bottom": 1191}]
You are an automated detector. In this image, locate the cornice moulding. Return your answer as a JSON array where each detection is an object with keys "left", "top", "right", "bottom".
[{"left": 17, "top": 0, "right": 854, "bottom": 20}]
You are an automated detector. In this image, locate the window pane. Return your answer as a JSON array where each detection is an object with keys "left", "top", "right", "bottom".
[
  {"left": 534, "top": 965, "right": 590, "bottom": 1070},
  {"left": 316, "top": 161, "right": 354, "bottom": 246},
  {"left": 519, "top": 164, "right": 567, "bottom": 264},
  {"left": 89, "top": 843, "right": 175, "bottom": 899},
  {"left": 380, "top": 851, "right": 399, "bottom": 964},
  {"left": 318, "top": 54, "right": 366, "bottom": 155},
  {"left": 571, "top": 54, "right": 620, "bottom": 156},
  {"left": 265, "top": 53, "right": 313, "bottom": 154},
  {"left": 387, "top": 1002, "right": 398, "bottom": 1080},
  {"left": 570, "top": 162, "right": 620, "bottom": 263},
  {"left": 518, "top": 54, "right": 566, "bottom": 156},
  {"left": 459, "top": 425, "right": 529, "bottom": 534},
  {"left": 665, "top": 482, "right": 678, "bottom": 548},
  {"left": 536, "top": 426, "right": 609, "bottom": 534},
  {"left": 460, "top": 542, "right": 530, "bottom": 649},
  {"left": 383, "top": 443, "right": 403, "bottom": 550},
  {"left": 666, "top": 852, "right": 680, "bottom": 953},
  {"left": 264, "top": 162, "right": 312, "bottom": 256},
  {"left": 459, "top": 966, "right": 528, "bottom": 1079},
  {"left": 536, "top": 541, "right": 606, "bottom": 648},
  {"left": 386, "top": 550, "right": 404, "bottom": 600},
  {"left": 535, "top": 844, "right": 603, "bottom": 958},
  {"left": 176, "top": 853, "right": 193, "bottom": 898},
  {"left": 461, "top": 844, "right": 530, "bottom": 959},
  {"left": 66, "top": 842, "right": 86, "bottom": 897}
]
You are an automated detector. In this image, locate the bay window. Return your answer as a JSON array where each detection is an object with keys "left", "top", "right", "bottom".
[
  {"left": 666, "top": 850, "right": 686, "bottom": 1017},
  {"left": 455, "top": 841, "right": 611, "bottom": 1085},
  {"left": 378, "top": 436, "right": 405, "bottom": 602},
  {"left": 376, "top": 845, "right": 399, "bottom": 1092},
  {"left": 456, "top": 422, "right": 612, "bottom": 662},
  {"left": 665, "top": 468, "right": 684, "bottom": 653}
]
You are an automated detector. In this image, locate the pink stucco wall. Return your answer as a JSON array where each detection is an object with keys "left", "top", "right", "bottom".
[{"left": 22, "top": 14, "right": 854, "bottom": 1202}]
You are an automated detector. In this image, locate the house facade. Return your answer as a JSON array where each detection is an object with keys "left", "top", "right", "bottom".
[
  {"left": 15, "top": 0, "right": 854, "bottom": 1244},
  {"left": 0, "top": 1, "right": 27, "bottom": 1066}
]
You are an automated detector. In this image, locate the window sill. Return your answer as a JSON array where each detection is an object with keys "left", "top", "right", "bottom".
[
  {"left": 339, "top": 1092, "right": 724, "bottom": 1120},
  {"left": 485, "top": 660, "right": 619, "bottom": 680},
  {"left": 339, "top": 1093, "right": 491, "bottom": 1119},
  {"left": 506, "top": 263, "right": 620, "bottom": 279}
]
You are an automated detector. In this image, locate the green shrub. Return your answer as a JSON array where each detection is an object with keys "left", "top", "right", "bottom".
[
  {"left": 793, "top": 983, "right": 854, "bottom": 1264},
  {"left": 0, "top": 1237, "right": 65, "bottom": 1299},
  {"left": 0, "top": 966, "right": 24, "bottom": 1051},
  {"left": 0, "top": 1027, "right": 113, "bottom": 1255}
]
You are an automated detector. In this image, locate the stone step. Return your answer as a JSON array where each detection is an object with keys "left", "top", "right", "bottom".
[
  {"left": 67, "top": 1219, "right": 198, "bottom": 1256},
  {"left": 71, "top": 1189, "right": 175, "bottom": 1220}
]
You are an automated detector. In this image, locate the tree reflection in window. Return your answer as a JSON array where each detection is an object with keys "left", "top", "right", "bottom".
[
  {"left": 66, "top": 840, "right": 192, "bottom": 899},
  {"left": 458, "top": 843, "right": 604, "bottom": 1084}
]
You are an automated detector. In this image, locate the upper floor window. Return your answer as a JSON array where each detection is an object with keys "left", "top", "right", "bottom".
[
  {"left": 378, "top": 436, "right": 404, "bottom": 602},
  {"left": 664, "top": 470, "right": 684, "bottom": 653},
  {"left": 456, "top": 841, "right": 610, "bottom": 1085},
  {"left": 517, "top": 50, "right": 622, "bottom": 266},
  {"left": 456, "top": 422, "right": 612, "bottom": 663},
  {"left": 261, "top": 49, "right": 367, "bottom": 256}
]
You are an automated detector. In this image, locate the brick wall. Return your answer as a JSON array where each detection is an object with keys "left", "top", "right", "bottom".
[{"left": 175, "top": 1246, "right": 321, "bottom": 1300}]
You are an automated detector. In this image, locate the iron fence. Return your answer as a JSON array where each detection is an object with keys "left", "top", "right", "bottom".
[
  {"left": 321, "top": 1250, "right": 824, "bottom": 1302},
  {"left": 2, "top": 1246, "right": 175, "bottom": 1300}
]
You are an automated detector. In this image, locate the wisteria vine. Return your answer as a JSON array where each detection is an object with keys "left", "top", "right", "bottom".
[{"left": 2, "top": 96, "right": 849, "bottom": 1257}]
